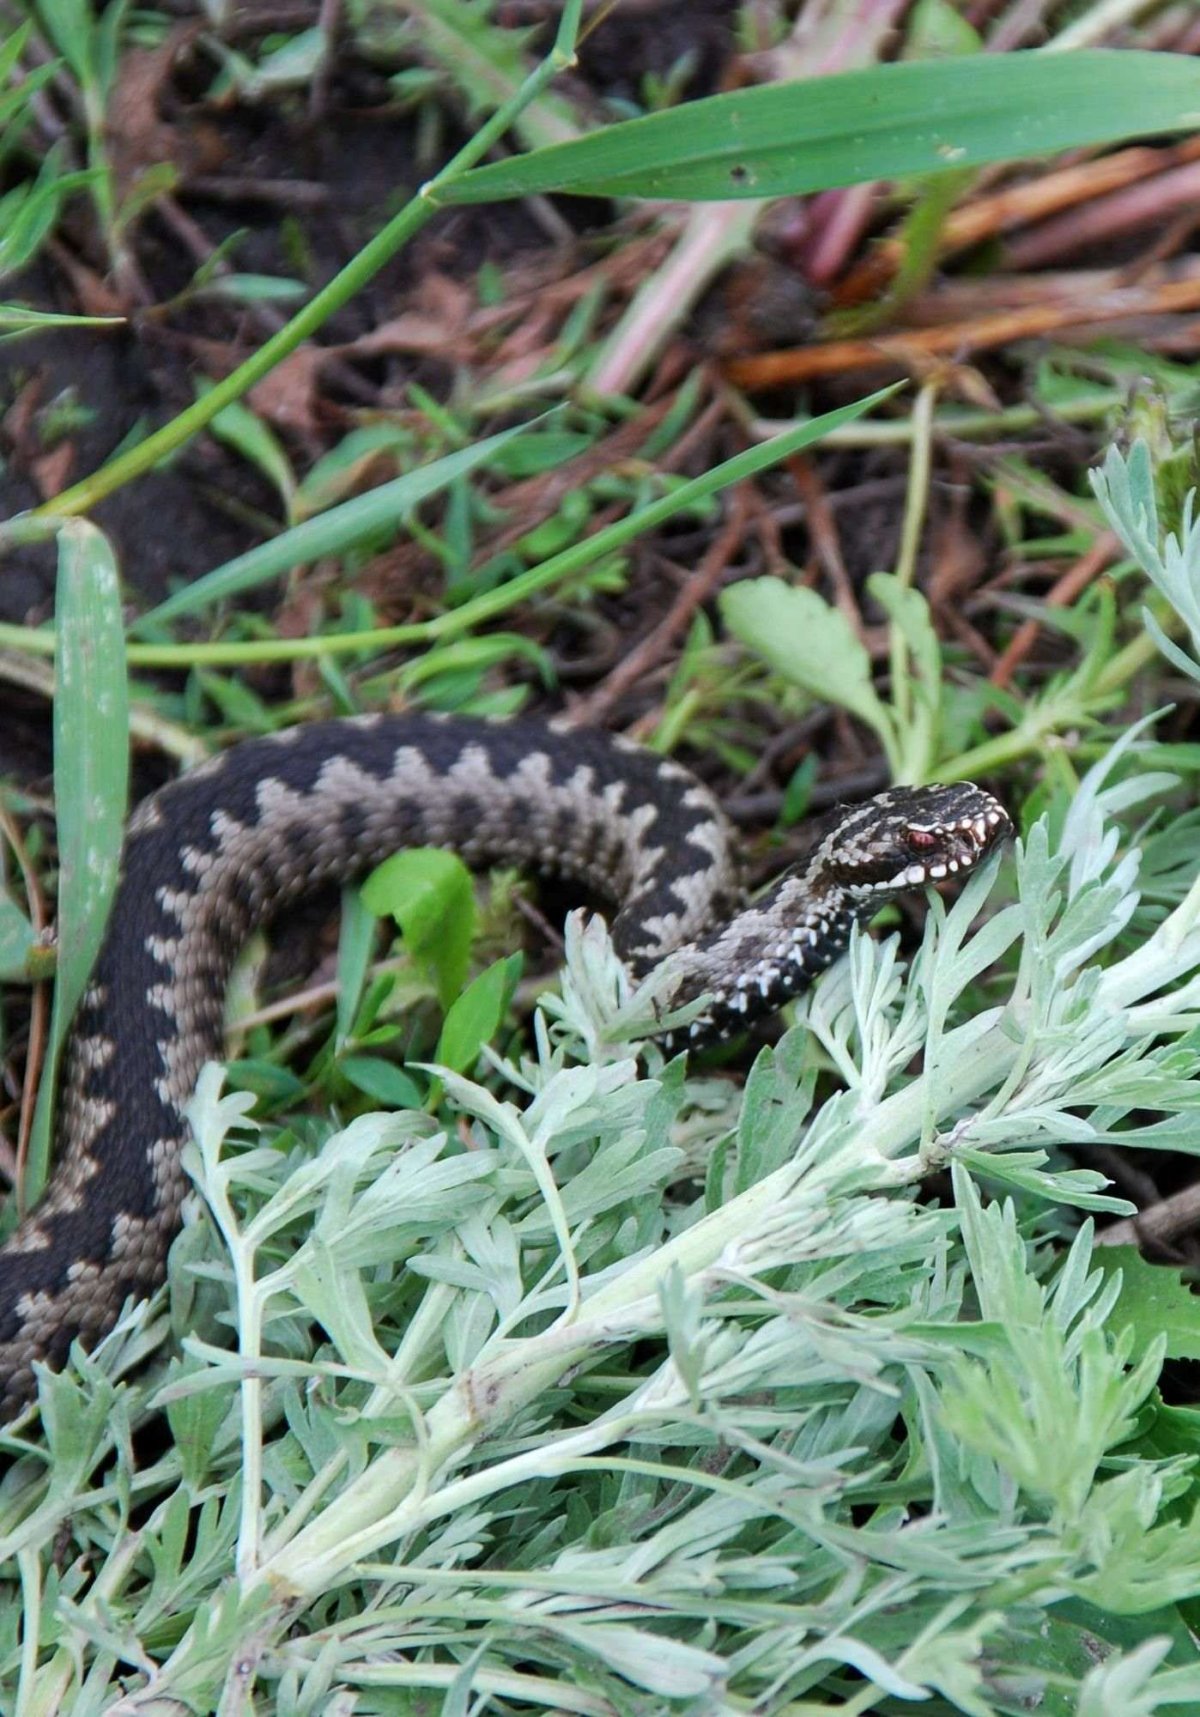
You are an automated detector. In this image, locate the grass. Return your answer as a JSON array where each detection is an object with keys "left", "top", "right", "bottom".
[{"left": 4, "top": 1, "right": 1200, "bottom": 1711}]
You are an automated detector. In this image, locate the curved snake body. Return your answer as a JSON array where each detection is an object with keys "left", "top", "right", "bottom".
[{"left": 0, "top": 715, "right": 1010, "bottom": 1410}]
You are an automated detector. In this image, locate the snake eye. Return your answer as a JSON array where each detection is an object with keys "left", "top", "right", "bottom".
[{"left": 905, "top": 828, "right": 940, "bottom": 853}]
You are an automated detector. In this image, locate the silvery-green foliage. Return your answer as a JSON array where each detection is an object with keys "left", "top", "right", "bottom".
[
  {"left": 8, "top": 739, "right": 1200, "bottom": 1712},
  {"left": 1076, "top": 1637, "right": 1200, "bottom": 1717},
  {"left": 1092, "top": 438, "right": 1200, "bottom": 683}
]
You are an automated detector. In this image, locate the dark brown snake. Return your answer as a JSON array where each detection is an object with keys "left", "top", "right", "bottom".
[{"left": 0, "top": 715, "right": 1010, "bottom": 1412}]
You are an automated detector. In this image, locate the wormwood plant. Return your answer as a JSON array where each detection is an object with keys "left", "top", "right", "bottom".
[
  {"left": 4, "top": 445, "right": 1200, "bottom": 1713},
  {"left": 4, "top": 749, "right": 1200, "bottom": 1712}
]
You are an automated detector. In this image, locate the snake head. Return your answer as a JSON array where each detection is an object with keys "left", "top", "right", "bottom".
[{"left": 825, "top": 783, "right": 1012, "bottom": 902}]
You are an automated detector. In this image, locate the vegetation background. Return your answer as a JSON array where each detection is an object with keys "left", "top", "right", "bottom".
[{"left": 5, "top": 1, "right": 1200, "bottom": 1711}]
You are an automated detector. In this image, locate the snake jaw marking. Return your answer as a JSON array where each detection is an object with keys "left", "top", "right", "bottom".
[
  {"left": 832, "top": 792, "right": 1012, "bottom": 899},
  {"left": 0, "top": 716, "right": 1011, "bottom": 1412}
]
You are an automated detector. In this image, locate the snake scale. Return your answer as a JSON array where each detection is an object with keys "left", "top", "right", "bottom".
[{"left": 0, "top": 714, "right": 1010, "bottom": 1411}]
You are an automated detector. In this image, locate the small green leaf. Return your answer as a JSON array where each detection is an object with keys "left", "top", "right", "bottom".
[
  {"left": 0, "top": 890, "right": 35, "bottom": 979},
  {"left": 1091, "top": 1246, "right": 1200, "bottom": 1362},
  {"left": 868, "top": 571, "right": 943, "bottom": 781},
  {"left": 720, "top": 576, "right": 892, "bottom": 742},
  {"left": 486, "top": 431, "right": 594, "bottom": 477},
  {"left": 205, "top": 391, "right": 297, "bottom": 520},
  {"left": 166, "top": 1379, "right": 231, "bottom": 1490},
  {"left": 224, "top": 1059, "right": 306, "bottom": 1105},
  {"left": 340, "top": 1055, "right": 423, "bottom": 1109},
  {"left": 198, "top": 274, "right": 308, "bottom": 304},
  {"left": 295, "top": 424, "right": 412, "bottom": 513},
  {"left": 870, "top": 572, "right": 942, "bottom": 689},
  {"left": 0, "top": 305, "right": 123, "bottom": 338},
  {"left": 435, "top": 956, "right": 519, "bottom": 1074},
  {"left": 0, "top": 156, "right": 97, "bottom": 287},
  {"left": 904, "top": 0, "right": 982, "bottom": 56},
  {"left": 362, "top": 848, "right": 476, "bottom": 1010},
  {"left": 335, "top": 888, "right": 378, "bottom": 1046},
  {"left": 195, "top": 670, "right": 273, "bottom": 731}
]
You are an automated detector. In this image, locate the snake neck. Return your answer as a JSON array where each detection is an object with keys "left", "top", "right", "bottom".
[{"left": 658, "top": 871, "right": 857, "bottom": 1044}]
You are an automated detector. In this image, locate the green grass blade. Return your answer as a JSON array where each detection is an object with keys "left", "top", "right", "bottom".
[
  {"left": 436, "top": 50, "right": 1200, "bottom": 204},
  {"left": 0, "top": 307, "right": 124, "bottom": 339},
  {"left": 0, "top": 386, "right": 903, "bottom": 671},
  {"left": 132, "top": 418, "right": 550, "bottom": 632},
  {"left": 410, "top": 383, "right": 904, "bottom": 642},
  {"left": 25, "top": 523, "right": 129, "bottom": 1204}
]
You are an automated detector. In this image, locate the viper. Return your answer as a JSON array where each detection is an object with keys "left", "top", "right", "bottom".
[{"left": 0, "top": 714, "right": 1010, "bottom": 1412}]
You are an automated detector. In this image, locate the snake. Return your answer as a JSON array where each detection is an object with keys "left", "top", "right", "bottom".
[{"left": 0, "top": 714, "right": 1010, "bottom": 1412}]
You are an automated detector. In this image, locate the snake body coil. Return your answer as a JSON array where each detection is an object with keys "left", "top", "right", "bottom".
[{"left": 0, "top": 715, "right": 1010, "bottom": 1410}]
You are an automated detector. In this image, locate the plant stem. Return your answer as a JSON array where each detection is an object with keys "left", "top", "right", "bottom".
[{"left": 888, "top": 378, "right": 936, "bottom": 744}]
